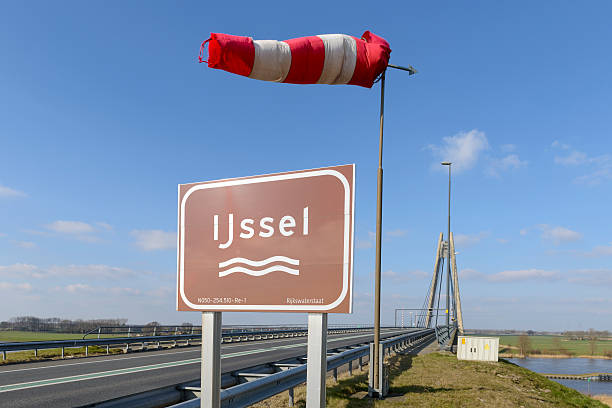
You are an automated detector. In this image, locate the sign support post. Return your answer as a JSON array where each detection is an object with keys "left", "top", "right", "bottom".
[
  {"left": 201, "top": 311, "right": 222, "bottom": 408},
  {"left": 306, "top": 313, "right": 327, "bottom": 408}
]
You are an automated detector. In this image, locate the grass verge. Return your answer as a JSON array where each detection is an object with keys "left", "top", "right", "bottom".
[
  {"left": 253, "top": 352, "right": 607, "bottom": 408},
  {"left": 0, "top": 346, "right": 123, "bottom": 364}
]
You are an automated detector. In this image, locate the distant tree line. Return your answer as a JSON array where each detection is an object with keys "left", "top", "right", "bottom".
[
  {"left": 0, "top": 316, "right": 128, "bottom": 333},
  {"left": 563, "top": 329, "right": 610, "bottom": 340}
]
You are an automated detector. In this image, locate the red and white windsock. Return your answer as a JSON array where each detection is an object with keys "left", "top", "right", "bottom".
[{"left": 199, "top": 31, "right": 391, "bottom": 88}]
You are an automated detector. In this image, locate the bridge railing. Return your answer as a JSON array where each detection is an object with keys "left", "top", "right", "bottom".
[
  {"left": 435, "top": 325, "right": 457, "bottom": 350},
  {"left": 0, "top": 327, "right": 378, "bottom": 361},
  {"left": 168, "top": 328, "right": 436, "bottom": 408}
]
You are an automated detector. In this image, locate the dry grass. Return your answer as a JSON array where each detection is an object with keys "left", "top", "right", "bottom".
[
  {"left": 594, "top": 395, "right": 612, "bottom": 407},
  {"left": 253, "top": 352, "right": 607, "bottom": 408}
]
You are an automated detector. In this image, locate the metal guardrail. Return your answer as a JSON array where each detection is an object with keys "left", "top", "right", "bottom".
[
  {"left": 79, "top": 324, "right": 385, "bottom": 339},
  {"left": 168, "top": 328, "right": 435, "bottom": 408},
  {"left": 0, "top": 327, "right": 376, "bottom": 360},
  {"left": 435, "top": 325, "right": 457, "bottom": 350},
  {"left": 0, "top": 333, "right": 201, "bottom": 360}
]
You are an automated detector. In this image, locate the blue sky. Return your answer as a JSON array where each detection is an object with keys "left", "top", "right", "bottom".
[{"left": 1, "top": 1, "right": 611, "bottom": 330}]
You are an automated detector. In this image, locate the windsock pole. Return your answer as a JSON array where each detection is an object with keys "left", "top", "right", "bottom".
[
  {"left": 372, "top": 70, "right": 385, "bottom": 396},
  {"left": 372, "top": 63, "right": 417, "bottom": 397}
]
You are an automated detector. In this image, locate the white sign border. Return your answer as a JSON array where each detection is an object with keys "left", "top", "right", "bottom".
[{"left": 177, "top": 167, "right": 354, "bottom": 312}]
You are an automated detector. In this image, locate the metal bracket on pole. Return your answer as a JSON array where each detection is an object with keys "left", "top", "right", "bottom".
[
  {"left": 201, "top": 312, "right": 222, "bottom": 408},
  {"left": 306, "top": 313, "right": 327, "bottom": 408},
  {"left": 388, "top": 63, "right": 418, "bottom": 75}
]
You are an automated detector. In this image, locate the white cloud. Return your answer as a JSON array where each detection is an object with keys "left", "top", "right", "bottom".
[
  {"left": 14, "top": 241, "right": 36, "bottom": 249},
  {"left": 0, "top": 263, "right": 42, "bottom": 278},
  {"left": 96, "top": 222, "right": 113, "bottom": 231},
  {"left": 427, "top": 129, "right": 489, "bottom": 172},
  {"left": 65, "top": 283, "right": 93, "bottom": 293},
  {"left": 47, "top": 220, "right": 95, "bottom": 235},
  {"left": 552, "top": 140, "right": 571, "bottom": 150},
  {"left": 519, "top": 228, "right": 529, "bottom": 236},
  {"left": 552, "top": 142, "right": 612, "bottom": 184},
  {"left": 131, "top": 229, "right": 176, "bottom": 251},
  {"left": 47, "top": 264, "right": 143, "bottom": 279},
  {"left": 386, "top": 229, "right": 408, "bottom": 238},
  {"left": 382, "top": 270, "right": 399, "bottom": 278},
  {"left": 60, "top": 283, "right": 142, "bottom": 296},
  {"left": 107, "top": 287, "right": 141, "bottom": 296},
  {"left": 357, "top": 229, "right": 405, "bottom": 249},
  {"left": 454, "top": 231, "right": 489, "bottom": 247},
  {"left": 500, "top": 144, "right": 517, "bottom": 153},
  {"left": 554, "top": 151, "right": 589, "bottom": 166},
  {"left": 538, "top": 224, "right": 582, "bottom": 245},
  {"left": 460, "top": 268, "right": 559, "bottom": 282},
  {"left": 496, "top": 238, "right": 509, "bottom": 244},
  {"left": 355, "top": 239, "right": 372, "bottom": 250},
  {"left": 582, "top": 242, "right": 612, "bottom": 257},
  {"left": 0, "top": 282, "right": 32, "bottom": 291},
  {"left": 486, "top": 154, "right": 527, "bottom": 177},
  {"left": 44, "top": 220, "right": 113, "bottom": 242},
  {"left": 146, "top": 286, "right": 173, "bottom": 298},
  {"left": 382, "top": 269, "right": 428, "bottom": 281},
  {"left": 0, "top": 185, "right": 26, "bottom": 198},
  {"left": 567, "top": 269, "right": 612, "bottom": 286},
  {"left": 459, "top": 268, "right": 484, "bottom": 279},
  {"left": 0, "top": 263, "right": 145, "bottom": 280},
  {"left": 487, "top": 269, "right": 559, "bottom": 282}
]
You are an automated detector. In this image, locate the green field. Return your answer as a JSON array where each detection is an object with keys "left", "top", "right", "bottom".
[
  {"left": 498, "top": 335, "right": 612, "bottom": 357},
  {"left": 0, "top": 330, "right": 124, "bottom": 343},
  {"left": 0, "top": 331, "right": 89, "bottom": 342},
  {"left": 0, "top": 331, "right": 124, "bottom": 364}
]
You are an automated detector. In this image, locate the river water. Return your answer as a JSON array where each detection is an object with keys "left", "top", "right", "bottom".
[{"left": 508, "top": 357, "right": 612, "bottom": 395}]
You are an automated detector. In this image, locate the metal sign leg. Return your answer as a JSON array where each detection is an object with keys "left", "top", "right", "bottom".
[
  {"left": 306, "top": 313, "right": 327, "bottom": 408},
  {"left": 201, "top": 312, "right": 222, "bottom": 408}
]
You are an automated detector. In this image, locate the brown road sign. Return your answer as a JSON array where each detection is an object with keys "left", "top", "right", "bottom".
[{"left": 177, "top": 164, "right": 355, "bottom": 313}]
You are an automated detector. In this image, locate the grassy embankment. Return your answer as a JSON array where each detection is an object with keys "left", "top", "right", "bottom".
[
  {"left": 499, "top": 335, "right": 612, "bottom": 358},
  {"left": 0, "top": 331, "right": 124, "bottom": 364},
  {"left": 253, "top": 352, "right": 608, "bottom": 408}
]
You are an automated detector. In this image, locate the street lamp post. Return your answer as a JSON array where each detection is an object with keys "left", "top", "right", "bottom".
[{"left": 441, "top": 162, "right": 451, "bottom": 333}]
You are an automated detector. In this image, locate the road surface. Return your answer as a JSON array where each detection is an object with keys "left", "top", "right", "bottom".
[{"left": 0, "top": 328, "right": 410, "bottom": 407}]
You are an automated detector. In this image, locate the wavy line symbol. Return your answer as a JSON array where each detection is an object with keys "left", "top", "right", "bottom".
[{"left": 218, "top": 256, "right": 299, "bottom": 277}]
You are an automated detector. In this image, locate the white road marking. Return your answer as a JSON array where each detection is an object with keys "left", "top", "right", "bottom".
[{"left": 0, "top": 329, "right": 407, "bottom": 382}]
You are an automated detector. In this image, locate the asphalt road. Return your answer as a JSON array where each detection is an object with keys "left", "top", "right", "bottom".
[{"left": 0, "top": 328, "right": 411, "bottom": 408}]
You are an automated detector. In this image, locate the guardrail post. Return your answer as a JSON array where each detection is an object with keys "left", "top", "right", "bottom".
[
  {"left": 306, "top": 312, "right": 327, "bottom": 408},
  {"left": 288, "top": 387, "right": 294, "bottom": 407},
  {"left": 202, "top": 311, "right": 222, "bottom": 408},
  {"left": 34, "top": 348, "right": 37, "bottom": 357},
  {"left": 349, "top": 360, "right": 353, "bottom": 376},
  {"left": 333, "top": 367, "right": 338, "bottom": 382},
  {"left": 2, "top": 351, "right": 6, "bottom": 361},
  {"left": 85, "top": 346, "right": 89, "bottom": 356},
  {"left": 98, "top": 327, "right": 101, "bottom": 339}
]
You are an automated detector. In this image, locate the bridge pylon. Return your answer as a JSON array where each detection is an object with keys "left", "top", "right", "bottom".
[{"left": 421, "top": 232, "right": 464, "bottom": 335}]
